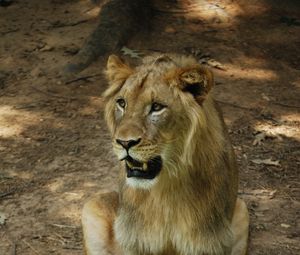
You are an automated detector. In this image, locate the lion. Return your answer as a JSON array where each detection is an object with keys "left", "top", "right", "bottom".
[{"left": 82, "top": 54, "right": 249, "bottom": 255}]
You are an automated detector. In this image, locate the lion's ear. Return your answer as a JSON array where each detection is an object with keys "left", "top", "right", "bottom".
[
  {"left": 103, "top": 55, "right": 133, "bottom": 98},
  {"left": 178, "top": 66, "right": 214, "bottom": 104}
]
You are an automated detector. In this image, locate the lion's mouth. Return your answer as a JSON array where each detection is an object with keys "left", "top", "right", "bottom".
[{"left": 123, "top": 156, "right": 162, "bottom": 179}]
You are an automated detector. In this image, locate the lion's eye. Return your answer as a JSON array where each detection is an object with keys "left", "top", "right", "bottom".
[
  {"left": 116, "top": 98, "right": 126, "bottom": 109},
  {"left": 150, "top": 102, "right": 165, "bottom": 113}
]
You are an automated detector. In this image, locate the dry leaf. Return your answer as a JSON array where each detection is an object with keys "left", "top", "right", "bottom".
[
  {"left": 269, "top": 189, "right": 277, "bottom": 199},
  {"left": 253, "top": 131, "right": 280, "bottom": 146},
  {"left": 281, "top": 223, "right": 291, "bottom": 228},
  {"left": 253, "top": 133, "right": 267, "bottom": 146},
  {"left": 40, "top": 45, "right": 54, "bottom": 52},
  {"left": 0, "top": 212, "right": 7, "bottom": 225},
  {"left": 184, "top": 47, "right": 225, "bottom": 70},
  {"left": 184, "top": 47, "right": 210, "bottom": 59},
  {"left": 165, "top": 26, "right": 176, "bottom": 33},
  {"left": 251, "top": 158, "right": 280, "bottom": 166},
  {"left": 206, "top": 59, "right": 226, "bottom": 70},
  {"left": 261, "top": 93, "right": 271, "bottom": 101},
  {"left": 121, "top": 46, "right": 142, "bottom": 59}
]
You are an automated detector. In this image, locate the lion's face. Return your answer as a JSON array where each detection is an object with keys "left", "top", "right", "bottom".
[
  {"left": 103, "top": 55, "right": 213, "bottom": 189},
  {"left": 109, "top": 74, "right": 181, "bottom": 187}
]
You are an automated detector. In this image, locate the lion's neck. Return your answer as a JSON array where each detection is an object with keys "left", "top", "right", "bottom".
[{"left": 121, "top": 128, "right": 226, "bottom": 203}]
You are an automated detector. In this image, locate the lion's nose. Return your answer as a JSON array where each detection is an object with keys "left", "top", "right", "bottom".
[{"left": 116, "top": 138, "right": 141, "bottom": 150}]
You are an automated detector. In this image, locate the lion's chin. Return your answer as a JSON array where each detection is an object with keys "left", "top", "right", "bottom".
[
  {"left": 124, "top": 156, "right": 162, "bottom": 180},
  {"left": 126, "top": 177, "right": 158, "bottom": 189}
]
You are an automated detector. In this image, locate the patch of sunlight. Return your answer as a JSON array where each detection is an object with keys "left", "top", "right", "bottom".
[
  {"left": 58, "top": 204, "right": 82, "bottom": 221},
  {"left": 183, "top": 0, "right": 268, "bottom": 27},
  {"left": 280, "top": 113, "right": 300, "bottom": 123},
  {"left": 83, "top": 182, "right": 99, "bottom": 188},
  {"left": 254, "top": 122, "right": 300, "bottom": 140},
  {"left": 8, "top": 171, "right": 33, "bottom": 179},
  {"left": 80, "top": 96, "right": 104, "bottom": 116},
  {"left": 222, "top": 64, "right": 278, "bottom": 80},
  {"left": 89, "top": 96, "right": 105, "bottom": 108},
  {"left": 55, "top": 199, "right": 82, "bottom": 221},
  {"left": 0, "top": 105, "right": 40, "bottom": 138},
  {"left": 47, "top": 179, "right": 65, "bottom": 192},
  {"left": 64, "top": 192, "right": 85, "bottom": 202},
  {"left": 85, "top": 6, "right": 101, "bottom": 18},
  {"left": 291, "top": 78, "right": 300, "bottom": 89},
  {"left": 2, "top": 56, "right": 14, "bottom": 66},
  {"left": 223, "top": 115, "right": 242, "bottom": 126},
  {"left": 183, "top": 0, "right": 243, "bottom": 27}
]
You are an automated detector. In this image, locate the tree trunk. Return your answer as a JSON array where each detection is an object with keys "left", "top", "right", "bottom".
[{"left": 65, "top": 0, "right": 153, "bottom": 73}]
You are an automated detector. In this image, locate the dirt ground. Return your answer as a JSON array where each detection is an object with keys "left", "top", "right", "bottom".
[{"left": 0, "top": 0, "right": 299, "bottom": 254}]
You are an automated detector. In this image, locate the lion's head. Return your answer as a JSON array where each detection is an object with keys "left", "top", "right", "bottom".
[{"left": 103, "top": 54, "right": 224, "bottom": 189}]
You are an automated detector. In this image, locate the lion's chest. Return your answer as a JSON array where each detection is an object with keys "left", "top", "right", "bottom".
[
  {"left": 114, "top": 202, "right": 211, "bottom": 255},
  {"left": 114, "top": 210, "right": 179, "bottom": 254}
]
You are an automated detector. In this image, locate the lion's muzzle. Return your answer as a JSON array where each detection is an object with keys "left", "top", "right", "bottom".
[{"left": 124, "top": 156, "right": 162, "bottom": 179}]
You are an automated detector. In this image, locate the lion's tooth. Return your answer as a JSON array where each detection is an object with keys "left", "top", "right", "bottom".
[
  {"left": 126, "top": 161, "right": 134, "bottom": 168},
  {"left": 143, "top": 162, "right": 148, "bottom": 171},
  {"left": 133, "top": 167, "right": 142, "bottom": 171}
]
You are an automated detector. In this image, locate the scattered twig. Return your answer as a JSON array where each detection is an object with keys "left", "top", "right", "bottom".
[
  {"left": 84, "top": 7, "right": 96, "bottom": 14},
  {"left": 251, "top": 158, "right": 280, "bottom": 166},
  {"left": 68, "top": 19, "right": 90, "bottom": 27},
  {"left": 216, "top": 100, "right": 254, "bottom": 111},
  {"left": 54, "top": 233, "right": 69, "bottom": 244},
  {"left": 1, "top": 231, "right": 17, "bottom": 255},
  {"left": 121, "top": 47, "right": 142, "bottom": 59},
  {"left": 47, "top": 235, "right": 65, "bottom": 246},
  {"left": 271, "top": 101, "right": 300, "bottom": 109},
  {"left": 10, "top": 243, "right": 16, "bottom": 255},
  {"left": 49, "top": 223, "right": 77, "bottom": 229},
  {"left": 154, "top": 8, "right": 189, "bottom": 14},
  {"left": 0, "top": 181, "right": 36, "bottom": 200},
  {"left": 65, "top": 74, "right": 101, "bottom": 85},
  {"left": 52, "top": 19, "right": 90, "bottom": 28},
  {"left": 1, "top": 28, "right": 19, "bottom": 36},
  {"left": 22, "top": 240, "right": 40, "bottom": 255},
  {"left": 2, "top": 233, "right": 17, "bottom": 255},
  {"left": 0, "top": 174, "right": 13, "bottom": 180},
  {"left": 29, "top": 86, "right": 76, "bottom": 100},
  {"left": 139, "top": 48, "right": 162, "bottom": 53},
  {"left": 14, "top": 104, "right": 38, "bottom": 110},
  {"left": 62, "top": 246, "right": 82, "bottom": 250},
  {"left": 0, "top": 190, "right": 15, "bottom": 199}
]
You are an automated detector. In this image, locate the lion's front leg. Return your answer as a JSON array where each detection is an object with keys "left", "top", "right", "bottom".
[
  {"left": 230, "top": 198, "right": 249, "bottom": 255},
  {"left": 82, "top": 191, "right": 123, "bottom": 255}
]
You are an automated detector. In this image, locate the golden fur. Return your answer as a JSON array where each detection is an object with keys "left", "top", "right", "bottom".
[{"left": 82, "top": 54, "right": 249, "bottom": 255}]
